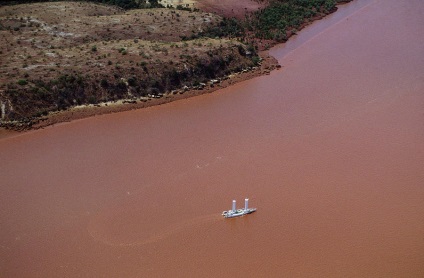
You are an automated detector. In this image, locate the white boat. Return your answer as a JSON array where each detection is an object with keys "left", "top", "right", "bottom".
[{"left": 222, "top": 198, "right": 256, "bottom": 218}]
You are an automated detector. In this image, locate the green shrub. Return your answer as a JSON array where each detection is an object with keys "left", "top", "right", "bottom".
[
  {"left": 17, "top": 79, "right": 28, "bottom": 85},
  {"left": 252, "top": 56, "right": 261, "bottom": 66}
]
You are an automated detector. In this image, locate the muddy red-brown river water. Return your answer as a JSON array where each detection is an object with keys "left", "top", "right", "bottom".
[{"left": 1, "top": 0, "right": 424, "bottom": 277}]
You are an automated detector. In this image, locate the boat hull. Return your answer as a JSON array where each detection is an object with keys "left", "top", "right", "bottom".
[{"left": 222, "top": 208, "right": 256, "bottom": 218}]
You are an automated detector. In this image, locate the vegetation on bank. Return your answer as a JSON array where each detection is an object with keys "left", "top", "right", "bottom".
[
  {"left": 248, "top": 0, "right": 338, "bottom": 42},
  {"left": 3, "top": 39, "right": 256, "bottom": 122},
  {"left": 198, "top": 0, "right": 349, "bottom": 47}
]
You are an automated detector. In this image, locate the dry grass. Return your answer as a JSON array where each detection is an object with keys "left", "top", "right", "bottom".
[{"left": 0, "top": 2, "right": 221, "bottom": 88}]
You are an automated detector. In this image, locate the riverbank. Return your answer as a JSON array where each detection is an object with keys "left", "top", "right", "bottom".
[{"left": 29, "top": 51, "right": 278, "bottom": 130}]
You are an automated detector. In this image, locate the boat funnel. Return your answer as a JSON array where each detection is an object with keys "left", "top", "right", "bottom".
[
  {"left": 245, "top": 198, "right": 249, "bottom": 210},
  {"left": 232, "top": 200, "right": 236, "bottom": 211}
]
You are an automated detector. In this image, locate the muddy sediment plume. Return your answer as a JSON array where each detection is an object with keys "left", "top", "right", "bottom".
[{"left": 1, "top": 0, "right": 423, "bottom": 277}]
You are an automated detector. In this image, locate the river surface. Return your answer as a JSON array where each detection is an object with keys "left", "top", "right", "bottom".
[{"left": 1, "top": 0, "right": 424, "bottom": 277}]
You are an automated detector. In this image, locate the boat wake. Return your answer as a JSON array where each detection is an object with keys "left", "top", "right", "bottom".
[{"left": 87, "top": 213, "right": 221, "bottom": 247}]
